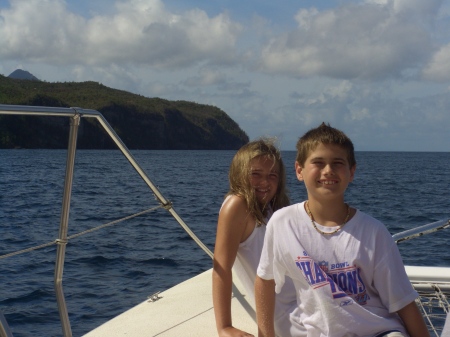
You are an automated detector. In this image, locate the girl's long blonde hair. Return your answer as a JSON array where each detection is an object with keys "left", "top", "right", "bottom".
[{"left": 226, "top": 138, "right": 289, "bottom": 226}]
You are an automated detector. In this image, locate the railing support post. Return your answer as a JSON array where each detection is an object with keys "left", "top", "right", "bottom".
[
  {"left": 54, "top": 113, "right": 80, "bottom": 337},
  {"left": 0, "top": 311, "right": 13, "bottom": 337}
]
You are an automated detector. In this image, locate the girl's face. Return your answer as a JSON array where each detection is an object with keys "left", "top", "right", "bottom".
[{"left": 249, "top": 156, "right": 280, "bottom": 205}]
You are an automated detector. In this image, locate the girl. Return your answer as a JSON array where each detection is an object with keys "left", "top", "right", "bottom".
[{"left": 212, "top": 139, "right": 291, "bottom": 337}]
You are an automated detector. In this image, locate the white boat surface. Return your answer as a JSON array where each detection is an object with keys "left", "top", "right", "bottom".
[
  {"left": 0, "top": 104, "right": 449, "bottom": 337},
  {"left": 83, "top": 268, "right": 257, "bottom": 337},
  {"left": 82, "top": 264, "right": 450, "bottom": 337}
]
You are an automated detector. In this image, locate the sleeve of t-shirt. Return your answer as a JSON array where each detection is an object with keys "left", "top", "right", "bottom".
[
  {"left": 373, "top": 229, "right": 418, "bottom": 313},
  {"left": 257, "top": 214, "right": 288, "bottom": 294},
  {"left": 257, "top": 218, "right": 275, "bottom": 281}
]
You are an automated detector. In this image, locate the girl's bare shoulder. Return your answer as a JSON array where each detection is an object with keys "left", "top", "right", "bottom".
[
  {"left": 218, "top": 194, "right": 254, "bottom": 243},
  {"left": 221, "top": 194, "right": 247, "bottom": 212}
]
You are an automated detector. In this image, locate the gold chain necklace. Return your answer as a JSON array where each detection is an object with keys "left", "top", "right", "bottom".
[{"left": 305, "top": 201, "right": 350, "bottom": 235}]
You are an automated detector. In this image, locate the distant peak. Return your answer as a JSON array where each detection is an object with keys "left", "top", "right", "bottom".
[{"left": 8, "top": 69, "right": 40, "bottom": 81}]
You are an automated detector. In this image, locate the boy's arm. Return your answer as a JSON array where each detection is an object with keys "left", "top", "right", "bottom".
[
  {"left": 255, "top": 276, "right": 276, "bottom": 337},
  {"left": 396, "top": 301, "right": 430, "bottom": 337}
]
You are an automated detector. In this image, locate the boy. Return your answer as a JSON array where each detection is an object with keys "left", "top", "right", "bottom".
[{"left": 255, "top": 123, "right": 429, "bottom": 337}]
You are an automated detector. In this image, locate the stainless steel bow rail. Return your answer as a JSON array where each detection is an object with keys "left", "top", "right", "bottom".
[
  {"left": 0, "top": 104, "right": 213, "bottom": 337},
  {"left": 393, "top": 219, "right": 450, "bottom": 244},
  {"left": 415, "top": 285, "right": 449, "bottom": 337},
  {"left": 394, "top": 220, "right": 450, "bottom": 336},
  {"left": 1, "top": 104, "right": 449, "bottom": 337}
]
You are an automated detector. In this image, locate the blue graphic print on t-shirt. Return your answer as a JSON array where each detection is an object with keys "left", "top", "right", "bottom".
[{"left": 295, "top": 251, "right": 370, "bottom": 305}]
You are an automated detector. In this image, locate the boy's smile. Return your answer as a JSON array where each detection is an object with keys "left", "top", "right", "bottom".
[
  {"left": 295, "top": 143, "right": 355, "bottom": 202},
  {"left": 319, "top": 180, "right": 338, "bottom": 185}
]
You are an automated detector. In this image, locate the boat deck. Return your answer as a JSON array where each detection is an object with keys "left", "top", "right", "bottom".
[
  {"left": 1, "top": 106, "right": 447, "bottom": 337},
  {"left": 83, "top": 268, "right": 257, "bottom": 337},
  {"left": 84, "top": 266, "right": 450, "bottom": 337}
]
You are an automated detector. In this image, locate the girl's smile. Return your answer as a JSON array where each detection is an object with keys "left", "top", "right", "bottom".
[{"left": 250, "top": 156, "right": 280, "bottom": 205}]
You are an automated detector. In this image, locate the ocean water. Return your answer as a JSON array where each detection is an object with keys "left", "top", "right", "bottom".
[{"left": 0, "top": 149, "right": 449, "bottom": 337}]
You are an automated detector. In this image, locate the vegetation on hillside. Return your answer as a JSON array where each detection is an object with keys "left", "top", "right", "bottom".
[{"left": 0, "top": 75, "right": 249, "bottom": 149}]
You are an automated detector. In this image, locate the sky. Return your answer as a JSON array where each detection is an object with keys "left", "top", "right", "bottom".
[{"left": 1, "top": 0, "right": 450, "bottom": 151}]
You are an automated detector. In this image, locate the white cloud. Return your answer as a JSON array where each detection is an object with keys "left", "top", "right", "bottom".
[
  {"left": 349, "top": 107, "right": 371, "bottom": 121},
  {"left": 422, "top": 43, "right": 450, "bottom": 81},
  {"left": 231, "top": 77, "right": 450, "bottom": 151},
  {"left": 182, "top": 68, "right": 228, "bottom": 87},
  {"left": 366, "top": 0, "right": 442, "bottom": 18},
  {"left": 259, "top": 2, "right": 438, "bottom": 80},
  {"left": 0, "top": 0, "right": 242, "bottom": 68},
  {"left": 71, "top": 64, "right": 142, "bottom": 92},
  {"left": 0, "top": 0, "right": 449, "bottom": 151},
  {"left": 0, "top": 0, "right": 84, "bottom": 61}
]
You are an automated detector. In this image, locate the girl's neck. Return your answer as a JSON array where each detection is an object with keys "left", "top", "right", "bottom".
[{"left": 258, "top": 200, "right": 272, "bottom": 214}]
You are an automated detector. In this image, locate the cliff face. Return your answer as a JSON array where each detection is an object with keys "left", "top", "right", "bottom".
[{"left": 0, "top": 75, "right": 249, "bottom": 150}]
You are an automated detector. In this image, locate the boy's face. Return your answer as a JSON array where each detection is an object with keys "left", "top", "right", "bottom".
[{"left": 295, "top": 143, "right": 355, "bottom": 202}]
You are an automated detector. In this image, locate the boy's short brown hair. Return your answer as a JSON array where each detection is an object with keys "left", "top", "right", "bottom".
[{"left": 296, "top": 122, "right": 356, "bottom": 167}]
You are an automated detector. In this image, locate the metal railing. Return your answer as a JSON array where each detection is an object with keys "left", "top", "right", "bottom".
[
  {"left": 414, "top": 284, "right": 449, "bottom": 337},
  {"left": 0, "top": 104, "right": 213, "bottom": 337},
  {"left": 1, "top": 104, "right": 449, "bottom": 337}
]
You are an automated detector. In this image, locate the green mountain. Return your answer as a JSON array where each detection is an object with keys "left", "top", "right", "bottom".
[{"left": 0, "top": 74, "right": 249, "bottom": 149}]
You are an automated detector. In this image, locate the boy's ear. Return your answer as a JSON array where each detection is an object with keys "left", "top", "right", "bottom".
[
  {"left": 295, "top": 161, "right": 304, "bottom": 181},
  {"left": 349, "top": 164, "right": 356, "bottom": 181}
]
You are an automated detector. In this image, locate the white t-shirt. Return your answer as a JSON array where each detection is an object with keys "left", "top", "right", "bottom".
[
  {"left": 234, "top": 224, "right": 306, "bottom": 337},
  {"left": 226, "top": 197, "right": 305, "bottom": 336},
  {"left": 257, "top": 202, "right": 418, "bottom": 337}
]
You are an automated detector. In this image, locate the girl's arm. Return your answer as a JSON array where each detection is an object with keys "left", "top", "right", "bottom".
[
  {"left": 397, "top": 301, "right": 430, "bottom": 337},
  {"left": 212, "top": 196, "right": 254, "bottom": 337}
]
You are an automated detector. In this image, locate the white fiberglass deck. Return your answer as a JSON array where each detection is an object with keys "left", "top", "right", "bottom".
[
  {"left": 84, "top": 266, "right": 450, "bottom": 337},
  {"left": 83, "top": 268, "right": 257, "bottom": 337},
  {"left": 1, "top": 106, "right": 448, "bottom": 337}
]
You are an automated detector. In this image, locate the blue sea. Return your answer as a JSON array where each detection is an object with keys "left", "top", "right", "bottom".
[{"left": 0, "top": 150, "right": 449, "bottom": 337}]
